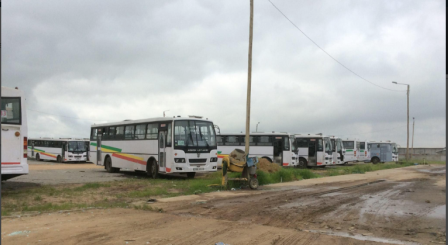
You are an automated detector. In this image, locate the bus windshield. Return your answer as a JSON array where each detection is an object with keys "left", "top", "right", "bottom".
[
  {"left": 1, "top": 97, "right": 21, "bottom": 124},
  {"left": 174, "top": 120, "right": 216, "bottom": 149},
  {"left": 392, "top": 143, "right": 398, "bottom": 153},
  {"left": 343, "top": 141, "right": 354, "bottom": 149},
  {"left": 68, "top": 141, "right": 87, "bottom": 152}
]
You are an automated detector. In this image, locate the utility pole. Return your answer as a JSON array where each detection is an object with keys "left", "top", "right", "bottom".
[
  {"left": 392, "top": 81, "right": 410, "bottom": 161},
  {"left": 406, "top": 84, "right": 410, "bottom": 161},
  {"left": 412, "top": 117, "right": 415, "bottom": 158},
  {"left": 244, "top": 0, "right": 254, "bottom": 155},
  {"left": 256, "top": 122, "right": 260, "bottom": 132}
]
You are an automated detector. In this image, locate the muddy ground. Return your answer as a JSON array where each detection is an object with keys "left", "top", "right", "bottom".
[{"left": 1, "top": 165, "right": 445, "bottom": 245}]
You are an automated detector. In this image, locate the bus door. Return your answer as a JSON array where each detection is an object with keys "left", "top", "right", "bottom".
[
  {"left": 380, "top": 144, "right": 388, "bottom": 162},
  {"left": 158, "top": 123, "right": 168, "bottom": 172},
  {"left": 62, "top": 142, "right": 67, "bottom": 162},
  {"left": 273, "top": 136, "right": 283, "bottom": 165},
  {"left": 31, "top": 140, "right": 35, "bottom": 157},
  {"left": 308, "top": 139, "right": 317, "bottom": 166}
]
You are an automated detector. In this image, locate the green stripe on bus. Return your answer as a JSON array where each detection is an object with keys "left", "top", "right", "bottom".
[
  {"left": 90, "top": 142, "right": 122, "bottom": 153},
  {"left": 346, "top": 149, "right": 353, "bottom": 152}
]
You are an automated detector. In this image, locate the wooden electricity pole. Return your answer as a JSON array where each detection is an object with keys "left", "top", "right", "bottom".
[
  {"left": 245, "top": 0, "right": 254, "bottom": 155},
  {"left": 412, "top": 117, "right": 415, "bottom": 158}
]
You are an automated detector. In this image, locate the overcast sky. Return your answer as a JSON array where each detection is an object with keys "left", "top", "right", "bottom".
[{"left": 2, "top": 0, "right": 446, "bottom": 147}]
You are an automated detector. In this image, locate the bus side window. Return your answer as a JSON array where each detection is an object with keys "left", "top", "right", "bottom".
[
  {"left": 258, "top": 136, "right": 271, "bottom": 146},
  {"left": 108, "top": 127, "right": 115, "bottom": 140},
  {"left": 317, "top": 139, "right": 323, "bottom": 151},
  {"left": 115, "top": 126, "right": 125, "bottom": 140},
  {"left": 283, "top": 137, "right": 290, "bottom": 151},
  {"left": 166, "top": 123, "right": 172, "bottom": 147},
  {"left": 91, "top": 128, "right": 98, "bottom": 140},
  {"left": 224, "top": 136, "right": 238, "bottom": 146},
  {"left": 135, "top": 124, "right": 146, "bottom": 140},
  {"left": 216, "top": 136, "right": 224, "bottom": 146},
  {"left": 125, "top": 125, "right": 135, "bottom": 140}
]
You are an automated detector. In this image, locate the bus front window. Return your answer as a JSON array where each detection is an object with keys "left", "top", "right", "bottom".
[
  {"left": 174, "top": 120, "right": 216, "bottom": 150},
  {"left": 68, "top": 141, "right": 87, "bottom": 152}
]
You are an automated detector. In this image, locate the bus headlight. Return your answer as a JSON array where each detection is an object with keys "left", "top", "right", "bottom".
[
  {"left": 174, "top": 158, "right": 186, "bottom": 163},
  {"left": 210, "top": 157, "right": 218, "bottom": 162}
]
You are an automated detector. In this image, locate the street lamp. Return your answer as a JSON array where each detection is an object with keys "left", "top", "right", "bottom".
[
  {"left": 163, "top": 110, "right": 170, "bottom": 117},
  {"left": 256, "top": 122, "right": 260, "bottom": 132},
  {"left": 412, "top": 117, "right": 415, "bottom": 158},
  {"left": 392, "top": 81, "right": 410, "bottom": 161}
]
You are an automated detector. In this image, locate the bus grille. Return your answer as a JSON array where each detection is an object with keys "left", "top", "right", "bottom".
[{"left": 189, "top": 159, "right": 207, "bottom": 163}]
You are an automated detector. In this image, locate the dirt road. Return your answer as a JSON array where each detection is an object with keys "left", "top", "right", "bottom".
[{"left": 2, "top": 165, "right": 445, "bottom": 245}]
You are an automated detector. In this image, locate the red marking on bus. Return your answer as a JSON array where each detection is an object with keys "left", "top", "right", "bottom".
[
  {"left": 166, "top": 168, "right": 171, "bottom": 173},
  {"left": 112, "top": 153, "right": 146, "bottom": 165},
  {"left": 316, "top": 162, "right": 323, "bottom": 165},
  {"left": 282, "top": 163, "right": 288, "bottom": 166},
  {"left": 1, "top": 162, "right": 20, "bottom": 165}
]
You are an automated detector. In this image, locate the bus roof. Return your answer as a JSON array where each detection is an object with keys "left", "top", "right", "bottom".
[
  {"left": 342, "top": 138, "right": 358, "bottom": 141},
  {"left": 218, "top": 132, "right": 292, "bottom": 136},
  {"left": 2, "top": 86, "right": 24, "bottom": 97},
  {"left": 91, "top": 117, "right": 213, "bottom": 127},
  {"left": 28, "top": 138, "right": 89, "bottom": 142},
  {"left": 294, "top": 134, "right": 329, "bottom": 138}
]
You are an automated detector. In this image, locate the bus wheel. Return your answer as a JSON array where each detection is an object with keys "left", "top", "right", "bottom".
[
  {"left": 105, "top": 157, "right": 119, "bottom": 173},
  {"left": 187, "top": 172, "right": 196, "bottom": 179},
  {"left": 371, "top": 157, "right": 380, "bottom": 164},
  {"left": 36, "top": 154, "right": 40, "bottom": 161},
  {"left": 57, "top": 156, "right": 62, "bottom": 163},
  {"left": 147, "top": 161, "right": 159, "bottom": 179},
  {"left": 249, "top": 178, "right": 259, "bottom": 189},
  {"left": 297, "top": 158, "right": 308, "bottom": 168}
]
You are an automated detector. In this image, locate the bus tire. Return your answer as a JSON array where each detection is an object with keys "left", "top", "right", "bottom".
[
  {"left": 57, "top": 156, "right": 62, "bottom": 163},
  {"left": 147, "top": 160, "right": 158, "bottom": 179},
  {"left": 36, "top": 154, "right": 41, "bottom": 161},
  {"left": 371, "top": 157, "right": 380, "bottom": 164},
  {"left": 105, "top": 156, "right": 119, "bottom": 173},
  {"left": 187, "top": 172, "right": 196, "bottom": 179},
  {"left": 261, "top": 157, "right": 272, "bottom": 163},
  {"left": 297, "top": 157, "right": 308, "bottom": 168}
]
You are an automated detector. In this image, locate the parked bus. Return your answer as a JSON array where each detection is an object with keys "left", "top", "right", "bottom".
[
  {"left": 294, "top": 134, "right": 333, "bottom": 168},
  {"left": 28, "top": 138, "right": 89, "bottom": 163},
  {"left": 1, "top": 87, "right": 29, "bottom": 181},
  {"left": 216, "top": 132, "right": 297, "bottom": 168},
  {"left": 329, "top": 136, "right": 345, "bottom": 165},
  {"left": 357, "top": 140, "right": 370, "bottom": 162},
  {"left": 90, "top": 116, "right": 218, "bottom": 178},
  {"left": 342, "top": 139, "right": 359, "bottom": 163},
  {"left": 368, "top": 141, "right": 398, "bottom": 164}
]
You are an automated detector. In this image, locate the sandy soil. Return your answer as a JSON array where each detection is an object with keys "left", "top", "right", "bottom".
[
  {"left": 2, "top": 165, "right": 445, "bottom": 245},
  {"left": 28, "top": 161, "right": 101, "bottom": 171}
]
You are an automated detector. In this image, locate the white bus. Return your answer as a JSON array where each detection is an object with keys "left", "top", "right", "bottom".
[
  {"left": 294, "top": 134, "right": 333, "bottom": 168},
  {"left": 1, "top": 87, "right": 29, "bottom": 181},
  {"left": 342, "top": 139, "right": 359, "bottom": 163},
  {"left": 357, "top": 140, "right": 370, "bottom": 162},
  {"left": 329, "top": 136, "right": 345, "bottom": 165},
  {"left": 90, "top": 116, "right": 218, "bottom": 179},
  {"left": 216, "top": 132, "right": 297, "bottom": 168},
  {"left": 28, "top": 138, "right": 89, "bottom": 163}
]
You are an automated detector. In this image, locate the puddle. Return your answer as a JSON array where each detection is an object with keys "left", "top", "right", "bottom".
[
  {"left": 418, "top": 168, "right": 446, "bottom": 174},
  {"left": 320, "top": 192, "right": 345, "bottom": 197},
  {"left": 426, "top": 205, "right": 446, "bottom": 219},
  {"left": 307, "top": 229, "right": 419, "bottom": 245}
]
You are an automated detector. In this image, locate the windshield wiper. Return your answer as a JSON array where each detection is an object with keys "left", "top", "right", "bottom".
[{"left": 198, "top": 129, "right": 209, "bottom": 148}]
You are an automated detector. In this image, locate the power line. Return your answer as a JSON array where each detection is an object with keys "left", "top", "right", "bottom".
[{"left": 267, "top": 0, "right": 406, "bottom": 93}]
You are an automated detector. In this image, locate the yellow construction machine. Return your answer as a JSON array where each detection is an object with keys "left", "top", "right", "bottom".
[{"left": 221, "top": 149, "right": 259, "bottom": 189}]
